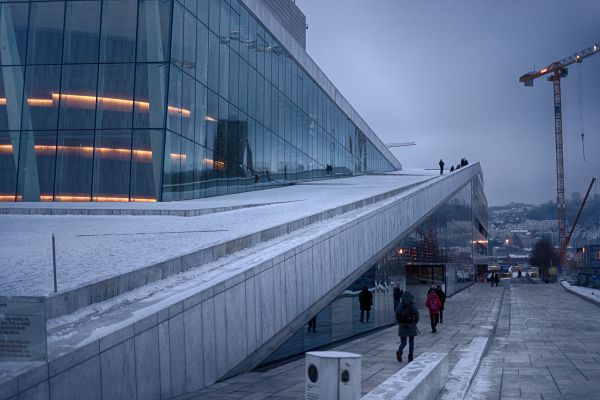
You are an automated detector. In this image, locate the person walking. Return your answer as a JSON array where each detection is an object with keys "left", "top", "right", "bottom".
[
  {"left": 439, "top": 159, "right": 445, "bottom": 175},
  {"left": 425, "top": 290, "right": 442, "bottom": 333},
  {"left": 395, "top": 291, "right": 419, "bottom": 363},
  {"left": 435, "top": 285, "right": 446, "bottom": 324},
  {"left": 494, "top": 272, "right": 500, "bottom": 287},
  {"left": 358, "top": 286, "right": 373, "bottom": 323},
  {"left": 490, "top": 272, "right": 496, "bottom": 287},
  {"left": 307, "top": 316, "right": 317, "bottom": 333}
]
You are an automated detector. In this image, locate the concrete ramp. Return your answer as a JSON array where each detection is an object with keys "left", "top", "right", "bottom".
[{"left": 0, "top": 165, "right": 483, "bottom": 400}]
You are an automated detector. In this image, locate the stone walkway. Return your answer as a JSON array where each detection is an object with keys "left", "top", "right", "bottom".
[
  {"left": 177, "top": 283, "right": 505, "bottom": 399},
  {"left": 466, "top": 284, "right": 600, "bottom": 400}
]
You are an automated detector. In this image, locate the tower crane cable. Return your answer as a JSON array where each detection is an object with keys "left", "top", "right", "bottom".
[{"left": 576, "top": 62, "right": 586, "bottom": 161}]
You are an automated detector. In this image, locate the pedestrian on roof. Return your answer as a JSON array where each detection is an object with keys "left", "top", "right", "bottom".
[
  {"left": 450, "top": 165, "right": 455, "bottom": 172},
  {"left": 395, "top": 290, "right": 419, "bottom": 363},
  {"left": 425, "top": 290, "right": 442, "bottom": 333},
  {"left": 439, "top": 159, "right": 445, "bottom": 175}
]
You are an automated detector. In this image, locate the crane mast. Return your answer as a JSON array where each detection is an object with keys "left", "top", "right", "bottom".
[{"left": 519, "top": 43, "right": 600, "bottom": 254}]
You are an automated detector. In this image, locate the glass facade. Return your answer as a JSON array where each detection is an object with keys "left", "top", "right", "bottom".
[
  {"left": 0, "top": 0, "right": 396, "bottom": 202},
  {"left": 260, "top": 175, "right": 488, "bottom": 366}
]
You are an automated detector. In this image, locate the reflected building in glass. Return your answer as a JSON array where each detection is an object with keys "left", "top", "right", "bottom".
[
  {"left": 262, "top": 173, "right": 488, "bottom": 366},
  {"left": 0, "top": 0, "right": 399, "bottom": 202}
]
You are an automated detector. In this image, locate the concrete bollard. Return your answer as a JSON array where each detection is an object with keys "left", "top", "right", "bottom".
[{"left": 305, "top": 351, "right": 361, "bottom": 400}]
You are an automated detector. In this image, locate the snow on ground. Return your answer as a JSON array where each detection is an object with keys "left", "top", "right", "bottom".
[
  {"left": 0, "top": 173, "right": 434, "bottom": 296},
  {"left": 440, "top": 336, "right": 490, "bottom": 400},
  {"left": 561, "top": 281, "right": 600, "bottom": 304}
]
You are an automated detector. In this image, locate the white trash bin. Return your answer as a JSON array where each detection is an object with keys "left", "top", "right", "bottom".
[{"left": 305, "top": 351, "right": 361, "bottom": 400}]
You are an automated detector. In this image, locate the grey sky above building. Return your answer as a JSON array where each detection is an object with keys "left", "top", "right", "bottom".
[{"left": 296, "top": 0, "right": 600, "bottom": 206}]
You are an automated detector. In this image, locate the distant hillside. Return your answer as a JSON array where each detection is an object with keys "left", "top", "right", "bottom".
[{"left": 491, "top": 195, "right": 600, "bottom": 226}]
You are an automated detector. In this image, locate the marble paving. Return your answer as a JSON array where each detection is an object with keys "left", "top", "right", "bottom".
[
  {"left": 466, "top": 283, "right": 600, "bottom": 400},
  {"left": 177, "top": 283, "right": 505, "bottom": 399}
]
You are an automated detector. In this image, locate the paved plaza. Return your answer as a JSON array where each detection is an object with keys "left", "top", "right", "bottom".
[
  {"left": 466, "top": 284, "right": 600, "bottom": 400},
  {"left": 176, "top": 282, "right": 600, "bottom": 400},
  {"left": 177, "top": 283, "right": 504, "bottom": 399}
]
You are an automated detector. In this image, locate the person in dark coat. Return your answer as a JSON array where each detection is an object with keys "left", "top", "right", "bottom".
[
  {"left": 425, "top": 291, "right": 442, "bottom": 333},
  {"left": 439, "top": 159, "right": 445, "bottom": 175},
  {"left": 435, "top": 285, "right": 446, "bottom": 323},
  {"left": 490, "top": 272, "right": 495, "bottom": 287},
  {"left": 494, "top": 273, "right": 500, "bottom": 287},
  {"left": 358, "top": 286, "right": 373, "bottom": 323},
  {"left": 393, "top": 285, "right": 403, "bottom": 313},
  {"left": 450, "top": 165, "right": 455, "bottom": 172},
  {"left": 395, "top": 291, "right": 419, "bottom": 363}
]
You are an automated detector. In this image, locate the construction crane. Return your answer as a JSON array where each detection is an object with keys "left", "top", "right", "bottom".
[
  {"left": 519, "top": 43, "right": 600, "bottom": 253},
  {"left": 385, "top": 141, "right": 416, "bottom": 148}
]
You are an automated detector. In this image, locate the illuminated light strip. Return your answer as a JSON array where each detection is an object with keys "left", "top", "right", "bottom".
[
  {"left": 204, "top": 115, "right": 218, "bottom": 122},
  {"left": 0, "top": 94, "right": 191, "bottom": 117},
  {"left": 39, "top": 195, "right": 157, "bottom": 202},
  {"left": 0, "top": 195, "right": 17, "bottom": 201},
  {"left": 0, "top": 144, "right": 185, "bottom": 162},
  {"left": 203, "top": 158, "right": 225, "bottom": 169}
]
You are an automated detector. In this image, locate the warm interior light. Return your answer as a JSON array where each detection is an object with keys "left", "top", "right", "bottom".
[
  {"left": 0, "top": 144, "right": 13, "bottom": 154},
  {"left": 540, "top": 67, "right": 548, "bottom": 74},
  {"left": 0, "top": 194, "right": 16, "bottom": 201},
  {"left": 204, "top": 115, "right": 218, "bottom": 122},
  {"left": 1, "top": 143, "right": 186, "bottom": 162},
  {"left": 38, "top": 194, "right": 156, "bottom": 202},
  {"left": 203, "top": 158, "right": 224, "bottom": 169},
  {"left": 0, "top": 93, "right": 191, "bottom": 118}
]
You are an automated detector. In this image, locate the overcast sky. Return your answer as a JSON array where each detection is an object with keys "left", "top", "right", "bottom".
[{"left": 295, "top": 0, "right": 600, "bottom": 206}]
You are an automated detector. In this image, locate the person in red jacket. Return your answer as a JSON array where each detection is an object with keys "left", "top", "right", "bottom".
[{"left": 425, "top": 289, "right": 442, "bottom": 333}]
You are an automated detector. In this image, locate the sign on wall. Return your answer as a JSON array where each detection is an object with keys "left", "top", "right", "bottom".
[{"left": 0, "top": 296, "right": 47, "bottom": 362}]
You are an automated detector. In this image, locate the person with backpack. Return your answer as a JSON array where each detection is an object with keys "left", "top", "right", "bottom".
[
  {"left": 395, "top": 291, "right": 419, "bottom": 363},
  {"left": 358, "top": 286, "right": 373, "bottom": 323},
  {"left": 425, "top": 290, "right": 442, "bottom": 333},
  {"left": 435, "top": 285, "right": 446, "bottom": 324}
]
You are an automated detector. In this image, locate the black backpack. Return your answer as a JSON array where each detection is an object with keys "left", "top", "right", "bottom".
[{"left": 397, "top": 302, "right": 415, "bottom": 324}]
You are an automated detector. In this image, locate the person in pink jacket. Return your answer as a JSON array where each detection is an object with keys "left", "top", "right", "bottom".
[{"left": 425, "top": 290, "right": 442, "bottom": 333}]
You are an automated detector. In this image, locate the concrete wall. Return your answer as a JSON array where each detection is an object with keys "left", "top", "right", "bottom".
[{"left": 0, "top": 166, "right": 483, "bottom": 400}]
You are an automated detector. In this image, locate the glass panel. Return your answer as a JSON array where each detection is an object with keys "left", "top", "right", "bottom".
[
  {"left": 54, "top": 130, "right": 94, "bottom": 201},
  {"left": 131, "top": 129, "right": 164, "bottom": 202},
  {"left": 197, "top": 0, "right": 209, "bottom": 26},
  {"left": 26, "top": 1, "right": 65, "bottom": 65},
  {"left": 16, "top": 130, "right": 57, "bottom": 201},
  {"left": 166, "top": 66, "right": 182, "bottom": 134},
  {"left": 207, "top": 31, "right": 219, "bottom": 92},
  {"left": 0, "top": 3, "right": 29, "bottom": 66},
  {"left": 0, "top": 66, "right": 24, "bottom": 131},
  {"left": 171, "top": 2, "right": 183, "bottom": 67},
  {"left": 0, "top": 131, "right": 18, "bottom": 200},
  {"left": 92, "top": 130, "right": 131, "bottom": 201},
  {"left": 183, "top": 9, "right": 196, "bottom": 76},
  {"left": 162, "top": 130, "right": 181, "bottom": 201},
  {"left": 99, "top": 0, "right": 137, "bottom": 63},
  {"left": 137, "top": 0, "right": 172, "bottom": 62},
  {"left": 58, "top": 64, "right": 98, "bottom": 130},
  {"left": 194, "top": 82, "right": 207, "bottom": 147},
  {"left": 96, "top": 63, "right": 135, "bottom": 129},
  {"left": 63, "top": 1, "right": 101, "bottom": 64},
  {"left": 22, "top": 65, "right": 61, "bottom": 131},
  {"left": 196, "top": 21, "right": 209, "bottom": 85},
  {"left": 181, "top": 72, "right": 195, "bottom": 140},
  {"left": 205, "top": 89, "right": 218, "bottom": 150},
  {"left": 134, "top": 63, "right": 168, "bottom": 129},
  {"left": 193, "top": 143, "right": 205, "bottom": 198},
  {"left": 180, "top": 136, "right": 194, "bottom": 200}
]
